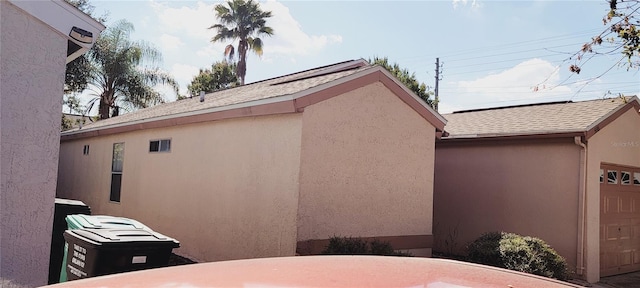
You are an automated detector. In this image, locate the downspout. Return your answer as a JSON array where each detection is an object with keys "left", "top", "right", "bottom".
[{"left": 574, "top": 136, "right": 587, "bottom": 276}]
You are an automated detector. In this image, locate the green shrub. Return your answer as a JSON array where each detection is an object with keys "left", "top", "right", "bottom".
[
  {"left": 467, "top": 231, "right": 504, "bottom": 268},
  {"left": 321, "top": 236, "right": 411, "bottom": 256},
  {"left": 467, "top": 232, "right": 568, "bottom": 280},
  {"left": 322, "top": 236, "right": 368, "bottom": 255}
]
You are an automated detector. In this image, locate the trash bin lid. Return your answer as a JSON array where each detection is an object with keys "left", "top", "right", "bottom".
[
  {"left": 65, "top": 215, "right": 151, "bottom": 231},
  {"left": 55, "top": 198, "right": 89, "bottom": 207},
  {"left": 64, "top": 228, "right": 180, "bottom": 248},
  {"left": 54, "top": 198, "right": 91, "bottom": 214}
]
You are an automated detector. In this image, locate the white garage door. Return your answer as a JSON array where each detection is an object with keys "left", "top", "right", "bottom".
[{"left": 600, "top": 164, "right": 640, "bottom": 277}]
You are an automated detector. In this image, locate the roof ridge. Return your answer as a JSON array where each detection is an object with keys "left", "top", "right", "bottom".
[
  {"left": 450, "top": 96, "right": 637, "bottom": 115},
  {"left": 270, "top": 59, "right": 369, "bottom": 86},
  {"left": 243, "top": 59, "right": 367, "bottom": 87},
  {"left": 452, "top": 100, "right": 572, "bottom": 114}
]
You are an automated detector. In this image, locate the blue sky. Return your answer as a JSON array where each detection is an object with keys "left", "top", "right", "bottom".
[{"left": 82, "top": 0, "right": 640, "bottom": 114}]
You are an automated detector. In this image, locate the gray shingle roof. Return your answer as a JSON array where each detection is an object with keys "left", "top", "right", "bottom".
[
  {"left": 442, "top": 97, "right": 638, "bottom": 138},
  {"left": 70, "top": 60, "right": 372, "bottom": 132}
]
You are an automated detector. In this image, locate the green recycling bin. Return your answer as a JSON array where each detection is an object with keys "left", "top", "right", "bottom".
[
  {"left": 63, "top": 228, "right": 180, "bottom": 281},
  {"left": 59, "top": 215, "right": 152, "bottom": 282}
]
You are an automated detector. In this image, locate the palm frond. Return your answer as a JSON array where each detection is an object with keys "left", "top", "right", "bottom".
[
  {"left": 248, "top": 37, "right": 263, "bottom": 56},
  {"left": 208, "top": 0, "right": 273, "bottom": 85},
  {"left": 224, "top": 44, "right": 236, "bottom": 61},
  {"left": 83, "top": 19, "right": 175, "bottom": 119}
]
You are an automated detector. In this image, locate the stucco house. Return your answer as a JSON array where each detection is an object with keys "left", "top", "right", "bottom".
[
  {"left": 0, "top": 0, "right": 104, "bottom": 286},
  {"left": 433, "top": 97, "right": 640, "bottom": 283},
  {"left": 56, "top": 59, "right": 447, "bottom": 263}
]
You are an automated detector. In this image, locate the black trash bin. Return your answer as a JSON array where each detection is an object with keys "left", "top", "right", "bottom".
[
  {"left": 63, "top": 228, "right": 180, "bottom": 281},
  {"left": 58, "top": 215, "right": 153, "bottom": 283},
  {"left": 48, "top": 198, "right": 91, "bottom": 284}
]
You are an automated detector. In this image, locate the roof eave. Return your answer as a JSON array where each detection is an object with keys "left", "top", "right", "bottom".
[
  {"left": 61, "top": 96, "right": 298, "bottom": 141},
  {"left": 439, "top": 130, "right": 586, "bottom": 142},
  {"left": 7, "top": 0, "right": 105, "bottom": 63},
  {"left": 62, "top": 64, "right": 448, "bottom": 142}
]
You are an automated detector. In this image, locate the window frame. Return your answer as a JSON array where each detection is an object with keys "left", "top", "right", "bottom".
[
  {"left": 607, "top": 170, "right": 618, "bottom": 185},
  {"left": 110, "top": 142, "right": 124, "bottom": 203},
  {"left": 149, "top": 139, "right": 171, "bottom": 153}
]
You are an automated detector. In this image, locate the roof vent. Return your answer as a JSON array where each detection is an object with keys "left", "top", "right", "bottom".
[{"left": 199, "top": 91, "right": 205, "bottom": 102}]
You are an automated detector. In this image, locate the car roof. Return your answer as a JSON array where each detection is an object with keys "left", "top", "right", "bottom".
[{"left": 44, "top": 255, "right": 579, "bottom": 288}]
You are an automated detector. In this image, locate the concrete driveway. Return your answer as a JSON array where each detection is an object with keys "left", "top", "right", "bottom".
[{"left": 590, "top": 271, "right": 640, "bottom": 288}]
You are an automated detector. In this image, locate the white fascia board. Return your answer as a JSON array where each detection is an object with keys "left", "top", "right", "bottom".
[{"left": 7, "top": 0, "right": 105, "bottom": 62}]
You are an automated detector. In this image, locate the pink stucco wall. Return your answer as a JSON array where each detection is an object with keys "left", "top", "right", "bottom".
[
  {"left": 57, "top": 114, "right": 303, "bottom": 262},
  {"left": 0, "top": 2, "right": 67, "bottom": 286},
  {"left": 583, "top": 108, "right": 640, "bottom": 282},
  {"left": 434, "top": 139, "right": 581, "bottom": 271},
  {"left": 297, "top": 82, "right": 436, "bottom": 255}
]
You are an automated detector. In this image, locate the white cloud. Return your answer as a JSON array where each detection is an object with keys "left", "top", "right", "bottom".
[
  {"left": 260, "top": 0, "right": 342, "bottom": 56},
  {"left": 452, "top": 0, "right": 481, "bottom": 10},
  {"left": 145, "top": 0, "right": 343, "bottom": 93},
  {"left": 151, "top": 1, "right": 217, "bottom": 42},
  {"left": 441, "top": 59, "right": 573, "bottom": 112},
  {"left": 150, "top": 0, "right": 341, "bottom": 57},
  {"left": 170, "top": 63, "right": 201, "bottom": 94},
  {"left": 159, "top": 34, "right": 185, "bottom": 51}
]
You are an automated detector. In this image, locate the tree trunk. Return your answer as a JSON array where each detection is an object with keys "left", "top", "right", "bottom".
[
  {"left": 98, "top": 99, "right": 110, "bottom": 119},
  {"left": 237, "top": 39, "right": 248, "bottom": 85}
]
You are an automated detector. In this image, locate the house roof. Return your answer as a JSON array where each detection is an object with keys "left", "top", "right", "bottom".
[
  {"left": 441, "top": 96, "right": 640, "bottom": 140},
  {"left": 61, "top": 59, "right": 446, "bottom": 141}
]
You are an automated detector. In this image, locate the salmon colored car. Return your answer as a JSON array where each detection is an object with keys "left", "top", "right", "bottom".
[{"left": 44, "top": 255, "right": 580, "bottom": 288}]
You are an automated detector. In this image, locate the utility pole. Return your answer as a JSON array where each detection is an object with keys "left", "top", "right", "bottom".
[{"left": 434, "top": 58, "right": 442, "bottom": 112}]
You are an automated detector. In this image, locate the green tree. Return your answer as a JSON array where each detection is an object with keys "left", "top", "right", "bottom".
[
  {"left": 86, "top": 20, "right": 178, "bottom": 119},
  {"left": 209, "top": 0, "right": 274, "bottom": 85},
  {"left": 606, "top": 0, "right": 639, "bottom": 66},
  {"left": 63, "top": 94, "right": 81, "bottom": 114},
  {"left": 369, "top": 57, "right": 435, "bottom": 108},
  {"left": 572, "top": 0, "right": 639, "bottom": 75},
  {"left": 187, "top": 61, "right": 239, "bottom": 96},
  {"left": 61, "top": 114, "right": 74, "bottom": 131}
]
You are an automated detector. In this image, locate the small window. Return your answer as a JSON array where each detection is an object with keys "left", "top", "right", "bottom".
[
  {"left": 600, "top": 169, "right": 604, "bottom": 183},
  {"left": 149, "top": 139, "right": 171, "bottom": 152},
  {"left": 608, "top": 170, "right": 618, "bottom": 184},
  {"left": 110, "top": 143, "right": 124, "bottom": 202},
  {"left": 634, "top": 172, "right": 640, "bottom": 185},
  {"left": 621, "top": 171, "right": 631, "bottom": 185},
  {"left": 83, "top": 145, "right": 89, "bottom": 155}
]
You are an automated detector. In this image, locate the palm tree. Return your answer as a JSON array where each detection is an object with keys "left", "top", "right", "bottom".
[
  {"left": 209, "top": 0, "right": 274, "bottom": 85},
  {"left": 86, "top": 20, "right": 178, "bottom": 119}
]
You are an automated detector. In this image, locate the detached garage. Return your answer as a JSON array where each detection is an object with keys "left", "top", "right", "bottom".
[
  {"left": 433, "top": 97, "right": 640, "bottom": 283},
  {"left": 57, "top": 60, "right": 446, "bottom": 264}
]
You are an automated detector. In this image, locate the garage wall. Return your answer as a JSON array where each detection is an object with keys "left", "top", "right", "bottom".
[
  {"left": 297, "top": 81, "right": 435, "bottom": 255},
  {"left": 0, "top": 2, "right": 67, "bottom": 286},
  {"left": 584, "top": 108, "right": 640, "bottom": 282},
  {"left": 433, "top": 138, "right": 581, "bottom": 271},
  {"left": 57, "top": 113, "right": 303, "bottom": 262}
]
